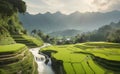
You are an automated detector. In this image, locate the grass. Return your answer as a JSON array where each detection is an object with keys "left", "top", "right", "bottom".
[
  {"left": 0, "top": 43, "right": 25, "bottom": 53},
  {"left": 73, "top": 63, "right": 85, "bottom": 74},
  {"left": 12, "top": 34, "right": 43, "bottom": 48},
  {"left": 63, "top": 63, "right": 75, "bottom": 74},
  {"left": 84, "top": 42, "right": 120, "bottom": 47},
  {"left": 74, "top": 42, "right": 120, "bottom": 61},
  {"left": 40, "top": 42, "right": 120, "bottom": 74},
  {"left": 88, "top": 59, "right": 106, "bottom": 74},
  {"left": 81, "top": 61, "right": 94, "bottom": 74},
  {"left": 22, "top": 35, "right": 43, "bottom": 46},
  {"left": 0, "top": 37, "right": 15, "bottom": 45}
]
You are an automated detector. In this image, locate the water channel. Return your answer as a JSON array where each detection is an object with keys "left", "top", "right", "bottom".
[{"left": 29, "top": 43, "right": 55, "bottom": 74}]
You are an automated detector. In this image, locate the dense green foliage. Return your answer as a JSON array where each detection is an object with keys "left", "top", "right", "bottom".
[
  {"left": 0, "top": 0, "right": 27, "bottom": 45},
  {"left": 87, "top": 21, "right": 120, "bottom": 42},
  {"left": 31, "top": 29, "right": 55, "bottom": 44},
  {"left": 6, "top": 0, "right": 26, "bottom": 13},
  {"left": 0, "top": 2, "right": 26, "bottom": 45},
  {"left": 107, "top": 29, "right": 120, "bottom": 43},
  {"left": 0, "top": 0, "right": 26, "bottom": 16},
  {"left": 57, "top": 21, "right": 120, "bottom": 44},
  {"left": 40, "top": 42, "right": 120, "bottom": 74},
  {"left": 0, "top": 13, "right": 24, "bottom": 45},
  {"left": 0, "top": 1, "right": 14, "bottom": 16},
  {"left": 0, "top": 0, "right": 43, "bottom": 46}
]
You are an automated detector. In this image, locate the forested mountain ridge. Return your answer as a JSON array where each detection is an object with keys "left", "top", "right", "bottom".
[
  {"left": 19, "top": 10, "right": 120, "bottom": 33},
  {"left": 86, "top": 21, "right": 120, "bottom": 42}
]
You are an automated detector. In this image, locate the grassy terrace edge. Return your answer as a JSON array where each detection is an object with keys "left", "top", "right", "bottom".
[
  {"left": 0, "top": 44, "right": 38, "bottom": 74},
  {"left": 0, "top": 44, "right": 25, "bottom": 53},
  {"left": 12, "top": 34, "right": 43, "bottom": 48}
]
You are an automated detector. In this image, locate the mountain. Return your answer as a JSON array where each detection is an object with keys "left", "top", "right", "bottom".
[
  {"left": 49, "top": 29, "right": 81, "bottom": 37},
  {"left": 19, "top": 10, "right": 120, "bottom": 33},
  {"left": 88, "top": 20, "right": 120, "bottom": 41}
]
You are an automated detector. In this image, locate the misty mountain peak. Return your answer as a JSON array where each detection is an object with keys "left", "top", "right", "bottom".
[
  {"left": 44, "top": 12, "right": 51, "bottom": 15},
  {"left": 70, "top": 11, "right": 82, "bottom": 16},
  {"left": 19, "top": 10, "right": 120, "bottom": 33},
  {"left": 54, "top": 11, "right": 62, "bottom": 15}
]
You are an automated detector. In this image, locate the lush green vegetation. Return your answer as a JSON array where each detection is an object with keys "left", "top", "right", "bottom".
[
  {"left": 82, "top": 21, "right": 120, "bottom": 43},
  {"left": 75, "top": 42, "right": 120, "bottom": 61},
  {"left": 12, "top": 34, "right": 43, "bottom": 48},
  {"left": 0, "top": 44, "right": 38, "bottom": 74},
  {"left": 22, "top": 35, "right": 43, "bottom": 47},
  {"left": 0, "top": 43, "right": 25, "bottom": 53},
  {"left": 0, "top": 37, "right": 15, "bottom": 45},
  {"left": 0, "top": 0, "right": 26, "bottom": 16},
  {"left": 0, "top": 0, "right": 39, "bottom": 74},
  {"left": 0, "top": 12, "right": 25, "bottom": 45},
  {"left": 0, "top": 0, "right": 27, "bottom": 45},
  {"left": 0, "top": 0, "right": 120, "bottom": 74},
  {"left": 32, "top": 21, "right": 120, "bottom": 45},
  {"left": 40, "top": 42, "right": 120, "bottom": 74},
  {"left": 0, "top": 12, "right": 43, "bottom": 46}
]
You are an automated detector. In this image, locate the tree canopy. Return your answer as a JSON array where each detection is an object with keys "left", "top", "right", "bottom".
[
  {"left": 107, "top": 29, "right": 120, "bottom": 43},
  {"left": 0, "top": 0, "right": 26, "bottom": 16}
]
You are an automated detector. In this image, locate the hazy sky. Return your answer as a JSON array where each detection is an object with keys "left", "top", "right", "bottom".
[{"left": 24, "top": 0, "right": 120, "bottom": 14}]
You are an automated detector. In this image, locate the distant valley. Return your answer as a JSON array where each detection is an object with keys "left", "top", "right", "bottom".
[{"left": 49, "top": 29, "right": 81, "bottom": 37}]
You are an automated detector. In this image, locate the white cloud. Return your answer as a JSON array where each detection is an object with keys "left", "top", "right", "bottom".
[
  {"left": 108, "top": 0, "right": 120, "bottom": 11},
  {"left": 23, "top": 0, "right": 120, "bottom": 14},
  {"left": 91, "top": 0, "right": 120, "bottom": 12}
]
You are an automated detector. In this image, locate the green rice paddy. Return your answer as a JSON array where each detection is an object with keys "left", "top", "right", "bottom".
[{"left": 41, "top": 42, "right": 120, "bottom": 74}]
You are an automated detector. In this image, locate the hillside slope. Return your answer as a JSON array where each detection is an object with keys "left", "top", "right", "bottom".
[
  {"left": 0, "top": 44, "right": 38, "bottom": 74},
  {"left": 0, "top": 0, "right": 42, "bottom": 74},
  {"left": 88, "top": 21, "right": 120, "bottom": 41},
  {"left": 0, "top": 0, "right": 43, "bottom": 46}
]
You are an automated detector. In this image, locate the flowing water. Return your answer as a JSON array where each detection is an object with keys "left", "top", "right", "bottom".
[{"left": 29, "top": 43, "right": 54, "bottom": 74}]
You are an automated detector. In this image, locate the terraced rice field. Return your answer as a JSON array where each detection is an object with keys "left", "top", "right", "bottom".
[
  {"left": 40, "top": 42, "right": 120, "bottom": 74},
  {"left": 12, "top": 34, "right": 43, "bottom": 48},
  {"left": 0, "top": 44, "right": 38, "bottom": 74}
]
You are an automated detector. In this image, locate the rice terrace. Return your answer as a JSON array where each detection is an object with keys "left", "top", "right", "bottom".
[
  {"left": 41, "top": 42, "right": 120, "bottom": 74},
  {"left": 0, "top": 0, "right": 120, "bottom": 74}
]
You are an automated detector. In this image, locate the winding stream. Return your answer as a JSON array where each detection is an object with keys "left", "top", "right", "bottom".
[{"left": 29, "top": 43, "right": 54, "bottom": 74}]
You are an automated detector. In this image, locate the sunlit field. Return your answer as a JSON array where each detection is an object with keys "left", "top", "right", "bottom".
[{"left": 41, "top": 42, "right": 120, "bottom": 74}]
